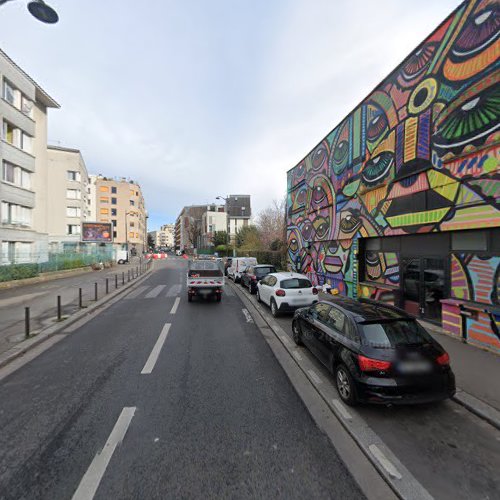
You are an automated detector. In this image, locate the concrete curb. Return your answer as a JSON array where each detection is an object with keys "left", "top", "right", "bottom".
[
  {"left": 0, "top": 262, "right": 154, "bottom": 370},
  {"left": 453, "top": 390, "right": 500, "bottom": 431}
]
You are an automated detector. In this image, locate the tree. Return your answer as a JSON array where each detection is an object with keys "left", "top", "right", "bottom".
[
  {"left": 236, "top": 225, "right": 262, "bottom": 251},
  {"left": 213, "top": 231, "right": 228, "bottom": 247},
  {"left": 186, "top": 218, "right": 201, "bottom": 249},
  {"left": 147, "top": 233, "right": 155, "bottom": 250},
  {"left": 255, "top": 197, "right": 286, "bottom": 250}
]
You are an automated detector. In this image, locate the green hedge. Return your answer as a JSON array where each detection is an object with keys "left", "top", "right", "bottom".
[
  {"left": 235, "top": 249, "right": 287, "bottom": 270},
  {"left": 0, "top": 263, "right": 39, "bottom": 282}
]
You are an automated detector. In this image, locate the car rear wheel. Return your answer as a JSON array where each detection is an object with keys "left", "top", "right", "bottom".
[
  {"left": 292, "top": 320, "right": 303, "bottom": 346},
  {"left": 335, "top": 364, "right": 358, "bottom": 406},
  {"left": 270, "top": 299, "right": 279, "bottom": 317},
  {"left": 256, "top": 290, "right": 262, "bottom": 303}
]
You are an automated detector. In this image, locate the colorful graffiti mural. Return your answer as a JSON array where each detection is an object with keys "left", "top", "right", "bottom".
[{"left": 286, "top": 0, "right": 499, "bottom": 351}]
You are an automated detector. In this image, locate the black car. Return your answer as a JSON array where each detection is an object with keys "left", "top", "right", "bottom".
[
  {"left": 292, "top": 296, "right": 455, "bottom": 406},
  {"left": 240, "top": 264, "right": 277, "bottom": 294}
]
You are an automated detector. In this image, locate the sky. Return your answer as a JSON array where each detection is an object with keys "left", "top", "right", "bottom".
[{"left": 0, "top": 0, "right": 462, "bottom": 230}]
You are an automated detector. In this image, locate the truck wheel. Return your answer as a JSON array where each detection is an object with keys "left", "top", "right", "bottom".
[
  {"left": 188, "top": 294, "right": 192, "bottom": 302},
  {"left": 216, "top": 294, "right": 221, "bottom": 302},
  {"left": 118, "top": 259, "right": 124, "bottom": 264}
]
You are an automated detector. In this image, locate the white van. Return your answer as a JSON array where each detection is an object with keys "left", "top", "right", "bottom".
[
  {"left": 116, "top": 250, "right": 128, "bottom": 264},
  {"left": 228, "top": 257, "right": 258, "bottom": 283}
]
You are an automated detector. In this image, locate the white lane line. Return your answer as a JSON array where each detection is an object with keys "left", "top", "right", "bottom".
[
  {"left": 124, "top": 285, "right": 149, "bottom": 300},
  {"left": 141, "top": 323, "right": 171, "bottom": 374},
  {"left": 170, "top": 297, "right": 180, "bottom": 314},
  {"left": 279, "top": 335, "right": 292, "bottom": 347},
  {"left": 166, "top": 284, "right": 182, "bottom": 297},
  {"left": 242, "top": 308, "right": 254, "bottom": 323},
  {"left": 307, "top": 369, "right": 322, "bottom": 385},
  {"left": 145, "top": 285, "right": 166, "bottom": 298},
  {"left": 369, "top": 444, "right": 403, "bottom": 480},
  {"left": 331, "top": 398, "right": 353, "bottom": 420},
  {"left": 292, "top": 350, "right": 302, "bottom": 362},
  {"left": 72, "top": 407, "right": 136, "bottom": 500}
]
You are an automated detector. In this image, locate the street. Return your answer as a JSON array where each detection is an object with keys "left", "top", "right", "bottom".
[{"left": 0, "top": 259, "right": 364, "bottom": 499}]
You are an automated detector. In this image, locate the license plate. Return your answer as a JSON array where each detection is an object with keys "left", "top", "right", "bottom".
[
  {"left": 398, "top": 361, "right": 432, "bottom": 374},
  {"left": 199, "top": 290, "right": 211, "bottom": 295}
]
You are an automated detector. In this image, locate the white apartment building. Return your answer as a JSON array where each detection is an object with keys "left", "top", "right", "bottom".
[
  {"left": 46, "top": 145, "right": 89, "bottom": 251},
  {"left": 201, "top": 208, "right": 227, "bottom": 247},
  {"left": 0, "top": 49, "right": 59, "bottom": 265}
]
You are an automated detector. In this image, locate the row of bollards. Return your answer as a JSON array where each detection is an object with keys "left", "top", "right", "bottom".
[{"left": 24, "top": 260, "right": 152, "bottom": 338}]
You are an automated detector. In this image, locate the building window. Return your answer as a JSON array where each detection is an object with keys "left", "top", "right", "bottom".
[
  {"left": 2, "top": 80, "right": 16, "bottom": 106},
  {"left": 67, "top": 189, "right": 81, "bottom": 199},
  {"left": 1, "top": 241, "right": 32, "bottom": 265},
  {"left": 1, "top": 201, "right": 32, "bottom": 226},
  {"left": 111, "top": 197, "right": 117, "bottom": 205},
  {"left": 100, "top": 196, "right": 109, "bottom": 203},
  {"left": 2, "top": 162, "right": 31, "bottom": 189},
  {"left": 130, "top": 189, "right": 135, "bottom": 196},
  {"left": 130, "top": 221, "right": 135, "bottom": 227},
  {"left": 129, "top": 232, "right": 134, "bottom": 239},
  {"left": 67, "top": 170, "right": 81, "bottom": 182},
  {"left": 111, "top": 208, "right": 117, "bottom": 216},
  {"left": 21, "top": 96, "right": 34, "bottom": 118},
  {"left": 113, "top": 231, "right": 117, "bottom": 239},
  {"left": 112, "top": 219, "right": 117, "bottom": 227},
  {"left": 100, "top": 186, "right": 109, "bottom": 192},
  {"left": 452, "top": 230, "right": 488, "bottom": 251},
  {"left": 111, "top": 186, "right": 117, "bottom": 194},
  {"left": 2, "top": 121, "right": 16, "bottom": 145},
  {"left": 130, "top": 200, "right": 135, "bottom": 206},
  {"left": 67, "top": 224, "right": 80, "bottom": 235},
  {"left": 100, "top": 208, "right": 109, "bottom": 215},
  {"left": 66, "top": 207, "right": 81, "bottom": 217}
]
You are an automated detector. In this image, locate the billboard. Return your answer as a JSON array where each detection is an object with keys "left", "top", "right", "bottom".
[{"left": 81, "top": 222, "right": 113, "bottom": 242}]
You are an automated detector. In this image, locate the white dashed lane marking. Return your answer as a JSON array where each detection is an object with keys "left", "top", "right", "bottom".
[
  {"left": 145, "top": 285, "right": 166, "bottom": 298},
  {"left": 141, "top": 323, "right": 171, "bottom": 374},
  {"left": 170, "top": 297, "right": 180, "bottom": 314},
  {"left": 125, "top": 286, "right": 149, "bottom": 299}
]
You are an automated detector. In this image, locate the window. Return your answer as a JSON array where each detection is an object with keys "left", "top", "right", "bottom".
[
  {"left": 2, "top": 162, "right": 31, "bottom": 189},
  {"left": 129, "top": 231, "right": 134, "bottom": 239},
  {"left": 21, "top": 132, "right": 32, "bottom": 153},
  {"left": 1, "top": 202, "right": 32, "bottom": 226},
  {"left": 21, "top": 96, "right": 34, "bottom": 118},
  {"left": 360, "top": 320, "right": 433, "bottom": 348},
  {"left": 112, "top": 219, "right": 117, "bottom": 226},
  {"left": 100, "top": 208, "right": 109, "bottom": 215},
  {"left": 111, "top": 198, "right": 117, "bottom": 205},
  {"left": 67, "top": 224, "right": 80, "bottom": 235},
  {"left": 130, "top": 189, "right": 135, "bottom": 196},
  {"left": 100, "top": 196, "right": 109, "bottom": 203},
  {"left": 311, "top": 303, "right": 330, "bottom": 322},
  {"left": 130, "top": 221, "right": 135, "bottom": 227},
  {"left": 111, "top": 208, "right": 117, "bottom": 216},
  {"left": 326, "top": 307, "right": 354, "bottom": 339},
  {"left": 280, "top": 278, "right": 312, "bottom": 289},
  {"left": 1, "top": 241, "right": 32, "bottom": 265},
  {"left": 130, "top": 200, "right": 135, "bottom": 206},
  {"left": 66, "top": 207, "right": 81, "bottom": 217},
  {"left": 67, "top": 189, "right": 81, "bottom": 199},
  {"left": 452, "top": 230, "right": 487, "bottom": 251},
  {"left": 113, "top": 231, "right": 117, "bottom": 239},
  {"left": 3, "top": 80, "right": 16, "bottom": 105},
  {"left": 111, "top": 186, "right": 117, "bottom": 194},
  {"left": 100, "top": 186, "right": 109, "bottom": 192},
  {"left": 67, "top": 170, "right": 81, "bottom": 182},
  {"left": 2, "top": 121, "right": 15, "bottom": 145}
]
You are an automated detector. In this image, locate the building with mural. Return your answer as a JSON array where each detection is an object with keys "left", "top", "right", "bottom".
[{"left": 286, "top": 0, "right": 499, "bottom": 353}]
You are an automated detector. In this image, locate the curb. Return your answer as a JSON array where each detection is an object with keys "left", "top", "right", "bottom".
[
  {"left": 0, "top": 262, "right": 154, "bottom": 371},
  {"left": 452, "top": 390, "right": 500, "bottom": 431}
]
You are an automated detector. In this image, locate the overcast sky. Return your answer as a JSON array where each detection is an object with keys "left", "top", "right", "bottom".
[{"left": 1, "top": 0, "right": 461, "bottom": 230}]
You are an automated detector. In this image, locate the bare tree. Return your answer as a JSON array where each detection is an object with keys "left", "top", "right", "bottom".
[
  {"left": 255, "top": 197, "right": 286, "bottom": 250},
  {"left": 186, "top": 217, "right": 201, "bottom": 249}
]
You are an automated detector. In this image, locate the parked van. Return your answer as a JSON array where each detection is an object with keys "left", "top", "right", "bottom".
[
  {"left": 116, "top": 250, "right": 128, "bottom": 264},
  {"left": 228, "top": 257, "right": 258, "bottom": 283}
]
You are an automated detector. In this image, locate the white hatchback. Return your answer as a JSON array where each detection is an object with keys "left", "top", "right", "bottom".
[{"left": 256, "top": 272, "right": 319, "bottom": 317}]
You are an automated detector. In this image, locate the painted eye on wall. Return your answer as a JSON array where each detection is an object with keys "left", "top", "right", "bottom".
[
  {"left": 452, "top": 6, "right": 499, "bottom": 58},
  {"left": 314, "top": 217, "right": 330, "bottom": 239},
  {"left": 312, "top": 144, "right": 328, "bottom": 170},
  {"left": 339, "top": 210, "right": 361, "bottom": 235},
  {"left": 434, "top": 84, "right": 499, "bottom": 150},
  {"left": 367, "top": 110, "right": 388, "bottom": 142},
  {"left": 302, "top": 220, "right": 314, "bottom": 241},
  {"left": 288, "top": 237, "right": 298, "bottom": 253},
  {"left": 362, "top": 152, "right": 394, "bottom": 185},
  {"left": 311, "top": 185, "right": 327, "bottom": 206},
  {"left": 296, "top": 188, "right": 306, "bottom": 205},
  {"left": 333, "top": 140, "right": 349, "bottom": 164},
  {"left": 365, "top": 251, "right": 382, "bottom": 280},
  {"left": 400, "top": 43, "right": 437, "bottom": 82},
  {"left": 294, "top": 162, "right": 306, "bottom": 182}
]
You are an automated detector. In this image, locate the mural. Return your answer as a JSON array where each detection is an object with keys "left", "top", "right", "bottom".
[{"left": 286, "top": 0, "right": 499, "bottom": 351}]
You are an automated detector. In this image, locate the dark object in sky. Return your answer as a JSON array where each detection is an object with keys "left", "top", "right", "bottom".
[{"left": 27, "top": 0, "right": 59, "bottom": 24}]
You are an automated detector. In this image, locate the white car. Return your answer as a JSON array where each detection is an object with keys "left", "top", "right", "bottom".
[{"left": 256, "top": 272, "right": 319, "bottom": 317}]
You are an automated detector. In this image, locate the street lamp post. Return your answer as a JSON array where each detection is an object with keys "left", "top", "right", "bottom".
[{"left": 0, "top": 0, "right": 59, "bottom": 23}]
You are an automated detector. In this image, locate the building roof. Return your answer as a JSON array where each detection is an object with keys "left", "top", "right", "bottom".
[
  {"left": 48, "top": 144, "right": 81, "bottom": 154},
  {"left": 0, "top": 48, "right": 60, "bottom": 109},
  {"left": 226, "top": 194, "right": 251, "bottom": 218}
]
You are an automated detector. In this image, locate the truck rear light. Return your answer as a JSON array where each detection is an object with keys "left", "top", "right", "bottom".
[
  {"left": 436, "top": 352, "right": 450, "bottom": 366},
  {"left": 276, "top": 289, "right": 286, "bottom": 297},
  {"left": 251, "top": 276, "right": 257, "bottom": 281},
  {"left": 312, "top": 287, "right": 318, "bottom": 295},
  {"left": 358, "top": 355, "right": 391, "bottom": 372}
]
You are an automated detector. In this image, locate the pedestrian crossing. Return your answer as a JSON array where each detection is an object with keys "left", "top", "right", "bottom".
[{"left": 124, "top": 283, "right": 235, "bottom": 299}]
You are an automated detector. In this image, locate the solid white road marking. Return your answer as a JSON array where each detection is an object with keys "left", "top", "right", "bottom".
[
  {"left": 331, "top": 398, "right": 353, "bottom": 420},
  {"left": 242, "top": 308, "right": 254, "bottom": 323},
  {"left": 141, "top": 323, "right": 171, "bottom": 374},
  {"left": 369, "top": 444, "right": 403, "bottom": 480},
  {"left": 307, "top": 369, "right": 322, "bottom": 385},
  {"left": 170, "top": 297, "right": 180, "bottom": 314},
  {"left": 292, "top": 350, "right": 302, "bottom": 361},
  {"left": 125, "top": 286, "right": 149, "bottom": 299},
  {"left": 72, "top": 407, "right": 136, "bottom": 500},
  {"left": 145, "top": 285, "right": 166, "bottom": 298}
]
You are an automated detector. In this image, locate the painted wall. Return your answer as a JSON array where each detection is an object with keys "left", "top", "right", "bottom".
[{"left": 286, "top": 0, "right": 499, "bottom": 349}]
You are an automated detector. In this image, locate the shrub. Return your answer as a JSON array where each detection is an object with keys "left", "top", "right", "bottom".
[{"left": 0, "top": 263, "right": 39, "bottom": 282}]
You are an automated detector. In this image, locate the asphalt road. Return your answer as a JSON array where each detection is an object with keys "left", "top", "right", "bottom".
[{"left": 0, "top": 259, "right": 363, "bottom": 499}]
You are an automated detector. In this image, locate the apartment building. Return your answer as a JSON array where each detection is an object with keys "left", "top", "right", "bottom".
[
  {"left": 46, "top": 145, "right": 89, "bottom": 251},
  {"left": 201, "top": 206, "right": 226, "bottom": 247},
  {"left": 174, "top": 205, "right": 208, "bottom": 252},
  {"left": 89, "top": 175, "right": 147, "bottom": 255},
  {"left": 225, "top": 195, "right": 251, "bottom": 244},
  {"left": 0, "top": 49, "right": 59, "bottom": 264},
  {"left": 149, "top": 223, "right": 175, "bottom": 249}
]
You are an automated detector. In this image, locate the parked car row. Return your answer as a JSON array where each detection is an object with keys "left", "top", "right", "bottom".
[{"left": 231, "top": 259, "right": 456, "bottom": 408}]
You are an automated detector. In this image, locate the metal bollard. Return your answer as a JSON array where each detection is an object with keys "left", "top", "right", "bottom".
[
  {"left": 106, "top": 278, "right": 109, "bottom": 294},
  {"left": 128, "top": 270, "right": 130, "bottom": 282},
  {"left": 79, "top": 288, "right": 83, "bottom": 308},
  {"left": 94, "top": 282, "right": 98, "bottom": 301},
  {"left": 115, "top": 274, "right": 118, "bottom": 289},
  {"left": 25, "top": 307, "right": 30, "bottom": 338},
  {"left": 57, "top": 295, "right": 62, "bottom": 321},
  {"left": 122, "top": 272, "right": 125, "bottom": 285}
]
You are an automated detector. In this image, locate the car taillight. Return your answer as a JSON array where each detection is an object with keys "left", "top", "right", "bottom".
[
  {"left": 436, "top": 352, "right": 450, "bottom": 366},
  {"left": 312, "top": 287, "right": 318, "bottom": 295},
  {"left": 251, "top": 276, "right": 257, "bottom": 281},
  {"left": 358, "top": 355, "right": 391, "bottom": 372},
  {"left": 276, "top": 289, "right": 286, "bottom": 297}
]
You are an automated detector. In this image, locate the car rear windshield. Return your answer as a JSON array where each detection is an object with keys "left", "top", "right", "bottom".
[
  {"left": 360, "top": 320, "right": 433, "bottom": 348},
  {"left": 255, "top": 267, "right": 275, "bottom": 276},
  {"left": 280, "top": 278, "right": 312, "bottom": 289}
]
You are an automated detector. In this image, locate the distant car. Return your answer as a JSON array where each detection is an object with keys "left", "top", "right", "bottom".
[
  {"left": 256, "top": 272, "right": 318, "bottom": 317},
  {"left": 292, "top": 296, "right": 455, "bottom": 406},
  {"left": 176, "top": 250, "right": 183, "bottom": 256},
  {"left": 228, "top": 257, "right": 258, "bottom": 283},
  {"left": 241, "top": 264, "right": 277, "bottom": 294}
]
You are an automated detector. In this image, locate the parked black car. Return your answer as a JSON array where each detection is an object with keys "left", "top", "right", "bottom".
[
  {"left": 240, "top": 264, "right": 277, "bottom": 294},
  {"left": 292, "top": 296, "right": 455, "bottom": 406}
]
